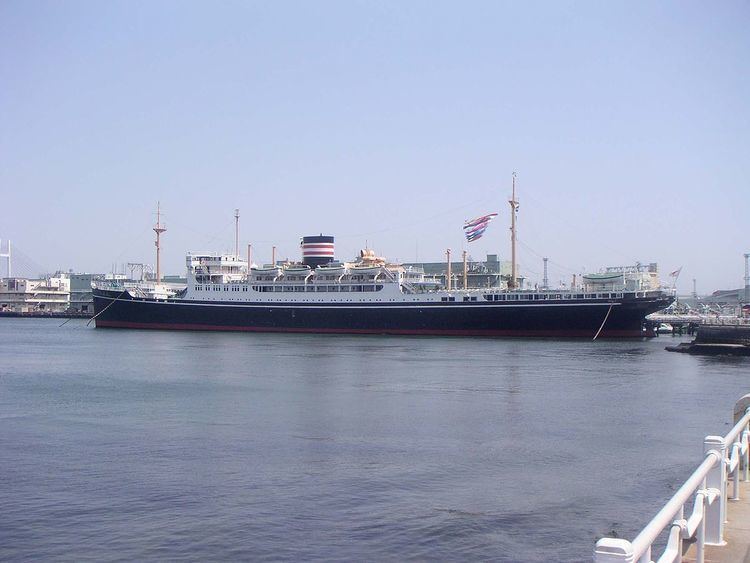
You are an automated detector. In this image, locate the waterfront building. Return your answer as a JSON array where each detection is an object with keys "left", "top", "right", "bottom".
[
  {"left": 0, "top": 275, "right": 71, "bottom": 313},
  {"left": 68, "top": 273, "right": 95, "bottom": 314}
]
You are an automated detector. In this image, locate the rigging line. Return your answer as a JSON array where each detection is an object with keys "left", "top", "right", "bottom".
[
  {"left": 244, "top": 191, "right": 500, "bottom": 246},
  {"left": 86, "top": 290, "right": 127, "bottom": 326},
  {"left": 517, "top": 263, "right": 541, "bottom": 276},
  {"left": 170, "top": 216, "right": 236, "bottom": 245},
  {"left": 516, "top": 240, "right": 578, "bottom": 274},
  {"left": 520, "top": 189, "right": 642, "bottom": 265},
  {"left": 336, "top": 188, "right": 500, "bottom": 241},
  {"left": 592, "top": 304, "right": 614, "bottom": 341},
  {"left": 109, "top": 229, "right": 152, "bottom": 262}
]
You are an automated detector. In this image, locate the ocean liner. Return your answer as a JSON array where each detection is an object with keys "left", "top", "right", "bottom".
[{"left": 92, "top": 187, "right": 673, "bottom": 337}]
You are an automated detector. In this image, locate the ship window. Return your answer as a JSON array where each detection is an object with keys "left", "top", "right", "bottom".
[
  {"left": 283, "top": 286, "right": 293, "bottom": 292},
  {"left": 243, "top": 286, "right": 248, "bottom": 291},
  {"left": 463, "top": 296, "right": 470, "bottom": 302},
  {"left": 224, "top": 286, "right": 228, "bottom": 291}
]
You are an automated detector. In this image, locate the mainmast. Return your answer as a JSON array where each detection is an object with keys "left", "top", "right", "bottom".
[
  {"left": 153, "top": 202, "right": 167, "bottom": 283},
  {"left": 508, "top": 172, "right": 519, "bottom": 289}
]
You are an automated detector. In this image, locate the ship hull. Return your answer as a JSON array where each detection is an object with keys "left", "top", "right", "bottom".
[{"left": 93, "top": 289, "right": 672, "bottom": 338}]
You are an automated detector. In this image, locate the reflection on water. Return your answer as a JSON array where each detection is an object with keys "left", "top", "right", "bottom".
[{"left": 0, "top": 320, "right": 747, "bottom": 561}]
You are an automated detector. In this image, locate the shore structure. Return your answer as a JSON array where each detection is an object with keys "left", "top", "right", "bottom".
[
  {"left": 666, "top": 323, "right": 750, "bottom": 356},
  {"left": 0, "top": 275, "right": 71, "bottom": 314}
]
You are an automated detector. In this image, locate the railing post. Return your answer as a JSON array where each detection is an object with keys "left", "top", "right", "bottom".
[
  {"left": 733, "top": 397, "right": 750, "bottom": 484},
  {"left": 703, "top": 435, "right": 727, "bottom": 546},
  {"left": 696, "top": 490, "right": 706, "bottom": 563},
  {"left": 594, "top": 538, "right": 635, "bottom": 563}
]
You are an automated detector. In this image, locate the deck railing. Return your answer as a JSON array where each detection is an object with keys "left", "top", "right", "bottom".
[{"left": 594, "top": 394, "right": 750, "bottom": 563}]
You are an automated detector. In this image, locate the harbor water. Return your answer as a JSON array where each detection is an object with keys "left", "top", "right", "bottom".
[{"left": 1, "top": 319, "right": 748, "bottom": 561}]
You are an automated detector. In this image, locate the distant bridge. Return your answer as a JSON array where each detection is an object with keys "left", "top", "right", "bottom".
[{"left": 0, "top": 239, "right": 51, "bottom": 279}]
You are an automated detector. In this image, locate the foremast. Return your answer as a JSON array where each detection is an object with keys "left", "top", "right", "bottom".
[{"left": 153, "top": 202, "right": 166, "bottom": 284}]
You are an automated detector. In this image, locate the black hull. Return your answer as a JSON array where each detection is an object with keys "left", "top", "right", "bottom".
[{"left": 92, "top": 289, "right": 672, "bottom": 338}]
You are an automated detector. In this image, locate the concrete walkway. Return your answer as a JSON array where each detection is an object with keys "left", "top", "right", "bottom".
[{"left": 684, "top": 479, "right": 750, "bottom": 563}]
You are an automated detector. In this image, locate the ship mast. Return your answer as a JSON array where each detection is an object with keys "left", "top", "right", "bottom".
[
  {"left": 234, "top": 208, "right": 240, "bottom": 258},
  {"left": 153, "top": 202, "right": 166, "bottom": 284},
  {"left": 508, "top": 172, "right": 519, "bottom": 290}
]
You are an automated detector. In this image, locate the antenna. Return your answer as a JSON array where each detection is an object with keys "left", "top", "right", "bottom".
[
  {"left": 153, "top": 202, "right": 167, "bottom": 283},
  {"left": 508, "top": 172, "right": 519, "bottom": 289},
  {"left": 234, "top": 208, "right": 240, "bottom": 258}
]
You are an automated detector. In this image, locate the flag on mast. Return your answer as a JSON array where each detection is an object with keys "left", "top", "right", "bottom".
[
  {"left": 669, "top": 267, "right": 682, "bottom": 278},
  {"left": 463, "top": 213, "right": 498, "bottom": 242}
]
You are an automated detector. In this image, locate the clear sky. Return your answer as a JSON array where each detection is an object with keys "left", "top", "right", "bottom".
[{"left": 1, "top": 1, "right": 748, "bottom": 293}]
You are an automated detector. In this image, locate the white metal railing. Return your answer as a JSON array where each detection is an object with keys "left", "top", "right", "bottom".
[
  {"left": 594, "top": 394, "right": 750, "bottom": 563},
  {"left": 700, "top": 317, "right": 750, "bottom": 326}
]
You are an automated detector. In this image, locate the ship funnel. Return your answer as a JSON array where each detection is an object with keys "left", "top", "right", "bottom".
[{"left": 301, "top": 235, "right": 335, "bottom": 268}]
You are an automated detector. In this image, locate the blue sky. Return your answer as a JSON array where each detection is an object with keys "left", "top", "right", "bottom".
[{"left": 1, "top": 1, "right": 748, "bottom": 293}]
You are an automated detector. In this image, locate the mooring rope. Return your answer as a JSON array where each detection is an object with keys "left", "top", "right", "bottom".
[
  {"left": 86, "top": 289, "right": 128, "bottom": 327},
  {"left": 593, "top": 304, "right": 614, "bottom": 341}
]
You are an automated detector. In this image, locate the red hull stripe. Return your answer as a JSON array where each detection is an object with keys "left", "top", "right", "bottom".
[{"left": 95, "top": 319, "right": 644, "bottom": 338}]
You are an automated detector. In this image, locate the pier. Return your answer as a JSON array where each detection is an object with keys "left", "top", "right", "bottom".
[{"left": 594, "top": 394, "right": 750, "bottom": 563}]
